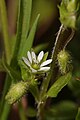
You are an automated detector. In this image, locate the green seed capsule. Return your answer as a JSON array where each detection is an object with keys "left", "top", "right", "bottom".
[
  {"left": 57, "top": 50, "right": 71, "bottom": 74},
  {"left": 5, "top": 81, "right": 28, "bottom": 104}
]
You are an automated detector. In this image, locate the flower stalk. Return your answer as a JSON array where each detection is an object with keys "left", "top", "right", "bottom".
[{"left": 37, "top": 23, "right": 75, "bottom": 120}]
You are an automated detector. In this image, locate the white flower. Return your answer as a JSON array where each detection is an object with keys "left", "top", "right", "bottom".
[{"left": 22, "top": 51, "right": 52, "bottom": 73}]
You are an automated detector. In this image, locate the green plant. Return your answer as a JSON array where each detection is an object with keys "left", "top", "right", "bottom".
[{"left": 0, "top": 0, "right": 80, "bottom": 120}]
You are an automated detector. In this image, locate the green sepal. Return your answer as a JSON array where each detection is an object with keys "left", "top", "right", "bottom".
[
  {"left": 19, "top": 60, "right": 32, "bottom": 81},
  {"left": 42, "top": 52, "right": 48, "bottom": 62},
  {"left": 21, "top": 66, "right": 31, "bottom": 81}
]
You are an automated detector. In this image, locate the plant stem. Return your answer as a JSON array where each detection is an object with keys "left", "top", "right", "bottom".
[
  {"left": 0, "top": 0, "right": 11, "bottom": 64},
  {"left": 37, "top": 102, "right": 45, "bottom": 120},
  {"left": 40, "top": 24, "right": 64, "bottom": 100},
  {"left": 0, "top": 102, "right": 11, "bottom": 120},
  {"left": 19, "top": 103, "right": 27, "bottom": 120},
  {"left": 37, "top": 25, "right": 75, "bottom": 120},
  {"left": 37, "top": 24, "right": 64, "bottom": 120},
  {"left": 0, "top": 75, "right": 12, "bottom": 120},
  {"left": 50, "top": 27, "right": 75, "bottom": 84}
]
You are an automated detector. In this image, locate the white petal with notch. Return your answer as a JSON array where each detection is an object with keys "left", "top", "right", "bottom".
[
  {"left": 22, "top": 57, "right": 31, "bottom": 67},
  {"left": 37, "top": 51, "right": 44, "bottom": 62},
  {"left": 39, "top": 67, "right": 50, "bottom": 71},
  {"left": 31, "top": 51, "right": 37, "bottom": 63},
  {"left": 27, "top": 51, "right": 32, "bottom": 63},
  {"left": 40, "top": 59, "right": 52, "bottom": 67}
]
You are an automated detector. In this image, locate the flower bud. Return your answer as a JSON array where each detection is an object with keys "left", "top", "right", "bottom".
[
  {"left": 5, "top": 81, "right": 28, "bottom": 104},
  {"left": 57, "top": 50, "right": 71, "bottom": 74},
  {"left": 59, "top": 0, "right": 79, "bottom": 28},
  {"left": 67, "top": 0, "right": 76, "bottom": 12}
]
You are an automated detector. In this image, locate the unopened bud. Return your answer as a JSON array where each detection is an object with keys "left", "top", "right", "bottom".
[
  {"left": 57, "top": 50, "right": 71, "bottom": 74},
  {"left": 59, "top": 0, "right": 79, "bottom": 28},
  {"left": 5, "top": 81, "right": 28, "bottom": 104}
]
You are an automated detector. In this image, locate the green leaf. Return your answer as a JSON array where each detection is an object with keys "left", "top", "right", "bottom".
[
  {"left": 0, "top": 0, "right": 11, "bottom": 64},
  {"left": 13, "top": 0, "right": 23, "bottom": 57},
  {"left": 47, "top": 72, "right": 72, "bottom": 97},
  {"left": 18, "top": 0, "right": 32, "bottom": 59},
  {"left": 2, "top": 58, "right": 21, "bottom": 81},
  {"left": 21, "top": 0, "right": 32, "bottom": 38},
  {"left": 76, "top": 108, "right": 80, "bottom": 120},
  {"left": 0, "top": 59, "right": 5, "bottom": 71},
  {"left": 9, "top": 35, "right": 16, "bottom": 60},
  {"left": 18, "top": 14, "right": 40, "bottom": 59}
]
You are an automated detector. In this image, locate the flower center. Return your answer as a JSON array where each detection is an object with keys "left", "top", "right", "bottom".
[{"left": 32, "top": 63, "right": 40, "bottom": 70}]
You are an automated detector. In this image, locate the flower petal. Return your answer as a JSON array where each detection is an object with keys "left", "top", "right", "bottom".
[
  {"left": 40, "top": 59, "right": 52, "bottom": 67},
  {"left": 37, "top": 51, "right": 44, "bottom": 62},
  {"left": 22, "top": 57, "right": 31, "bottom": 67},
  {"left": 30, "top": 67, "right": 37, "bottom": 73},
  {"left": 31, "top": 51, "right": 37, "bottom": 63},
  {"left": 27, "top": 51, "right": 32, "bottom": 63},
  {"left": 38, "top": 67, "right": 50, "bottom": 71}
]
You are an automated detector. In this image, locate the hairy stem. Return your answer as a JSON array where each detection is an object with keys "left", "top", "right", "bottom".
[
  {"left": 37, "top": 24, "right": 64, "bottom": 120},
  {"left": 37, "top": 102, "right": 45, "bottom": 120},
  {"left": 40, "top": 24, "right": 64, "bottom": 100},
  {"left": 37, "top": 24, "right": 75, "bottom": 120}
]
